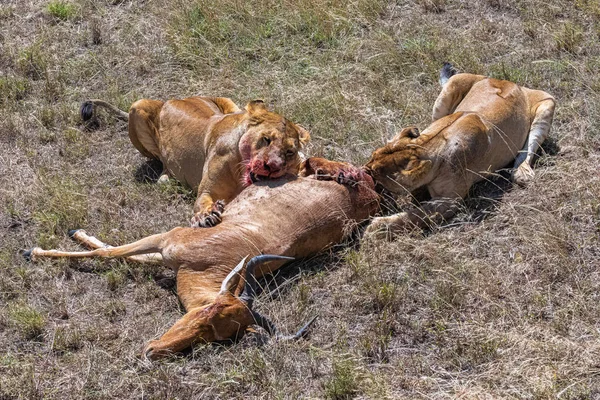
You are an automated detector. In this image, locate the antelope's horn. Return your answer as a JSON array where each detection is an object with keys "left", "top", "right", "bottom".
[
  {"left": 220, "top": 256, "right": 249, "bottom": 294},
  {"left": 252, "top": 311, "right": 318, "bottom": 340},
  {"left": 240, "top": 255, "right": 293, "bottom": 308}
]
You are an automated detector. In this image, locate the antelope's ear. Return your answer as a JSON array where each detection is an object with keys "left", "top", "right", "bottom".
[
  {"left": 295, "top": 124, "right": 311, "bottom": 147},
  {"left": 245, "top": 100, "right": 267, "bottom": 115}
]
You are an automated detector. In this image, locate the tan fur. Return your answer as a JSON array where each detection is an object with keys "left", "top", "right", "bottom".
[
  {"left": 27, "top": 159, "right": 379, "bottom": 358},
  {"left": 119, "top": 96, "right": 310, "bottom": 225},
  {"left": 365, "top": 73, "right": 555, "bottom": 238}
]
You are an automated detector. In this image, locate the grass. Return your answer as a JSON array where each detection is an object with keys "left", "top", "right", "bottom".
[
  {"left": 47, "top": 1, "right": 78, "bottom": 21},
  {"left": 1, "top": 0, "right": 600, "bottom": 398},
  {"left": 8, "top": 304, "right": 46, "bottom": 340}
]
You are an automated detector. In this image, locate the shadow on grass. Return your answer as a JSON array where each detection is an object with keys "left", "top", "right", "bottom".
[{"left": 134, "top": 159, "right": 164, "bottom": 183}]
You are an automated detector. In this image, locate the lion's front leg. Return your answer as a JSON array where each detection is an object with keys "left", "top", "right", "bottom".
[
  {"left": 365, "top": 198, "right": 460, "bottom": 240},
  {"left": 190, "top": 155, "right": 238, "bottom": 228}
]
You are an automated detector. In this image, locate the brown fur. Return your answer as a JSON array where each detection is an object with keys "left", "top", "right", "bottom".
[
  {"left": 365, "top": 73, "right": 555, "bottom": 238},
  {"left": 90, "top": 97, "right": 310, "bottom": 226},
  {"left": 27, "top": 159, "right": 379, "bottom": 358}
]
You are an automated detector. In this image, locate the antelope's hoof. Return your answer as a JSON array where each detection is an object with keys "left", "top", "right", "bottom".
[
  {"left": 190, "top": 200, "right": 226, "bottom": 228},
  {"left": 20, "top": 249, "right": 33, "bottom": 261},
  {"left": 142, "top": 341, "right": 171, "bottom": 361},
  {"left": 68, "top": 229, "right": 81, "bottom": 238},
  {"left": 313, "top": 165, "right": 361, "bottom": 187},
  {"left": 335, "top": 170, "right": 360, "bottom": 186}
]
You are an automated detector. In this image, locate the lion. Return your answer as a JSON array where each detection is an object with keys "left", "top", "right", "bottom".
[
  {"left": 80, "top": 97, "right": 310, "bottom": 227},
  {"left": 364, "top": 63, "right": 556, "bottom": 238}
]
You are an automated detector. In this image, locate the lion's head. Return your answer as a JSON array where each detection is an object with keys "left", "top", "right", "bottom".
[
  {"left": 365, "top": 127, "right": 433, "bottom": 194},
  {"left": 239, "top": 100, "right": 310, "bottom": 186}
]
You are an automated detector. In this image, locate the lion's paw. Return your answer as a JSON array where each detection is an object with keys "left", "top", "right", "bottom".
[
  {"left": 512, "top": 163, "right": 535, "bottom": 187},
  {"left": 190, "top": 200, "right": 226, "bottom": 228},
  {"left": 364, "top": 216, "right": 394, "bottom": 240}
]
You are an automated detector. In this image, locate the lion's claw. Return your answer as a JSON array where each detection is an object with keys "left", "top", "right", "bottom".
[{"left": 190, "top": 200, "right": 226, "bottom": 228}]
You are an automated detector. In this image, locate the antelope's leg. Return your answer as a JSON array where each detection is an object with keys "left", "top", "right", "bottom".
[
  {"left": 69, "top": 229, "right": 163, "bottom": 264},
  {"left": 512, "top": 98, "right": 556, "bottom": 186},
  {"left": 23, "top": 232, "right": 164, "bottom": 262}
]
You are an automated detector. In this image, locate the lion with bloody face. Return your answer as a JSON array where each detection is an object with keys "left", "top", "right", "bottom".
[{"left": 81, "top": 97, "right": 310, "bottom": 227}]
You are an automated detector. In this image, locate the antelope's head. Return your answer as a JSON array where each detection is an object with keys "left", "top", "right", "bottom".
[{"left": 144, "top": 255, "right": 316, "bottom": 360}]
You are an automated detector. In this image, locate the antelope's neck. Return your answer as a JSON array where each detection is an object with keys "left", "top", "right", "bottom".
[{"left": 175, "top": 267, "right": 229, "bottom": 310}]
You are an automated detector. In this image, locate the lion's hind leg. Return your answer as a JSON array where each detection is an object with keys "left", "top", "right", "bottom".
[
  {"left": 129, "top": 99, "right": 164, "bottom": 160},
  {"left": 431, "top": 72, "right": 486, "bottom": 121},
  {"left": 512, "top": 97, "right": 556, "bottom": 186}
]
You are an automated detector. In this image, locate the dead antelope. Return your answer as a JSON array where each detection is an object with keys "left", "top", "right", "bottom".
[{"left": 24, "top": 158, "right": 379, "bottom": 359}]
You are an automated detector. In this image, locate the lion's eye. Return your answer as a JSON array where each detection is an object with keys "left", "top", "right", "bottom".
[{"left": 262, "top": 137, "right": 271, "bottom": 146}]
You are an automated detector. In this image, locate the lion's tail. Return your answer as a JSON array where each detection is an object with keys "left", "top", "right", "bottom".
[
  {"left": 80, "top": 99, "right": 129, "bottom": 122},
  {"left": 439, "top": 62, "right": 459, "bottom": 87}
]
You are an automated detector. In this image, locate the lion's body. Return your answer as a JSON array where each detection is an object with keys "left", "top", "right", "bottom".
[
  {"left": 129, "top": 97, "right": 242, "bottom": 192},
  {"left": 85, "top": 96, "right": 310, "bottom": 226},
  {"left": 365, "top": 71, "right": 555, "bottom": 237}
]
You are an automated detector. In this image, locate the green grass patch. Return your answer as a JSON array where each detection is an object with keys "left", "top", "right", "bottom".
[
  {"left": 554, "top": 22, "right": 584, "bottom": 53},
  {"left": 0, "top": 76, "right": 29, "bottom": 104},
  {"left": 17, "top": 42, "right": 48, "bottom": 80},
  {"left": 8, "top": 303, "right": 46, "bottom": 340},
  {"left": 47, "top": 1, "right": 78, "bottom": 21},
  {"left": 32, "top": 175, "right": 88, "bottom": 237},
  {"left": 167, "top": 0, "right": 386, "bottom": 73},
  {"left": 324, "top": 356, "right": 361, "bottom": 399},
  {"left": 52, "top": 326, "right": 83, "bottom": 354}
]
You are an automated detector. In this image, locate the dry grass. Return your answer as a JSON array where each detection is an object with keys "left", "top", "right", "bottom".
[{"left": 1, "top": 0, "right": 600, "bottom": 398}]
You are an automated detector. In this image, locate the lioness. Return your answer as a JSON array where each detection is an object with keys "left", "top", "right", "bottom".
[
  {"left": 81, "top": 97, "right": 310, "bottom": 227},
  {"left": 364, "top": 63, "right": 555, "bottom": 238}
]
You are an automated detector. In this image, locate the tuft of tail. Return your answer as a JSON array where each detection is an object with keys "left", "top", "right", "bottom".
[
  {"left": 439, "top": 62, "right": 459, "bottom": 86},
  {"left": 79, "top": 99, "right": 129, "bottom": 123},
  {"left": 80, "top": 101, "right": 94, "bottom": 122}
]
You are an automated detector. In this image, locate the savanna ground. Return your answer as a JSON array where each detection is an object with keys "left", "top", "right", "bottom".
[{"left": 1, "top": 0, "right": 600, "bottom": 398}]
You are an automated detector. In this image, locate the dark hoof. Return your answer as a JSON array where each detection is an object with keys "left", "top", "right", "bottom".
[
  {"left": 68, "top": 229, "right": 80, "bottom": 238},
  {"left": 20, "top": 249, "right": 33, "bottom": 261},
  {"left": 336, "top": 171, "right": 359, "bottom": 186}
]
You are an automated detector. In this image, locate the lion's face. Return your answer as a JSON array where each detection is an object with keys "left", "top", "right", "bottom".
[
  {"left": 365, "top": 127, "right": 432, "bottom": 194},
  {"left": 239, "top": 100, "right": 310, "bottom": 186}
]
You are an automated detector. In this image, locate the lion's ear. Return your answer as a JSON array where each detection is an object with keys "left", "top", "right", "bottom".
[
  {"left": 399, "top": 127, "right": 420, "bottom": 139},
  {"left": 389, "top": 126, "right": 420, "bottom": 143},
  {"left": 295, "top": 124, "right": 311, "bottom": 147},
  {"left": 401, "top": 159, "right": 431, "bottom": 177},
  {"left": 245, "top": 100, "right": 268, "bottom": 114}
]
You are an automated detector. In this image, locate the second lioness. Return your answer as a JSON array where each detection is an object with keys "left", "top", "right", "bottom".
[
  {"left": 365, "top": 63, "right": 556, "bottom": 238},
  {"left": 81, "top": 97, "right": 310, "bottom": 227}
]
